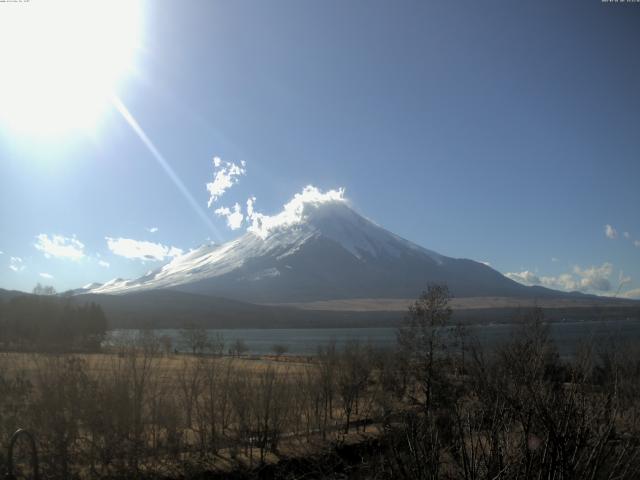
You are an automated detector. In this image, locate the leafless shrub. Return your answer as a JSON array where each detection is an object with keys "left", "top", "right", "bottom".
[
  {"left": 337, "top": 340, "right": 372, "bottom": 433},
  {"left": 1, "top": 290, "right": 639, "bottom": 479}
]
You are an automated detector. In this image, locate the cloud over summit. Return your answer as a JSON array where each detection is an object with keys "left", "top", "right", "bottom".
[
  {"left": 246, "top": 185, "right": 346, "bottom": 239},
  {"left": 205, "top": 156, "right": 347, "bottom": 240}
]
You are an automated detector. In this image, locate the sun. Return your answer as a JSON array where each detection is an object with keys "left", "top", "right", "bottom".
[{"left": 0, "top": 0, "right": 143, "bottom": 138}]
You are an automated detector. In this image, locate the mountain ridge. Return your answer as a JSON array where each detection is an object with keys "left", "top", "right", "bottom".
[{"left": 82, "top": 200, "right": 598, "bottom": 303}]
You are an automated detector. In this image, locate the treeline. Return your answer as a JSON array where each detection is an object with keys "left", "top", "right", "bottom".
[
  {"left": 0, "top": 285, "right": 639, "bottom": 479},
  {"left": 370, "top": 286, "right": 640, "bottom": 479},
  {"left": 0, "top": 290, "right": 107, "bottom": 351}
]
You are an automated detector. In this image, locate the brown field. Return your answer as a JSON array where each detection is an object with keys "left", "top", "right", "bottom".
[
  {"left": 269, "top": 295, "right": 640, "bottom": 311},
  {"left": 0, "top": 344, "right": 388, "bottom": 478},
  {"left": 0, "top": 351, "right": 309, "bottom": 378},
  {"left": 2, "top": 302, "right": 640, "bottom": 479}
]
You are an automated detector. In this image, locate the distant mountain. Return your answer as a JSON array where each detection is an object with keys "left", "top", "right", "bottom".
[
  {"left": 65, "top": 282, "right": 104, "bottom": 296},
  {"left": 73, "top": 290, "right": 405, "bottom": 329},
  {"left": 0, "top": 287, "right": 31, "bottom": 302},
  {"left": 86, "top": 200, "right": 578, "bottom": 303},
  {"left": 73, "top": 290, "right": 640, "bottom": 329}
]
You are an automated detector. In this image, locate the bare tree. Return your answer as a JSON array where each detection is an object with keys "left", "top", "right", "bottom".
[
  {"left": 397, "top": 284, "right": 452, "bottom": 414},
  {"left": 210, "top": 332, "right": 225, "bottom": 356},
  {"left": 230, "top": 338, "right": 249, "bottom": 357},
  {"left": 271, "top": 343, "right": 288, "bottom": 359},
  {"left": 316, "top": 340, "right": 338, "bottom": 439},
  {"left": 32, "top": 283, "right": 57, "bottom": 296},
  {"left": 159, "top": 334, "right": 173, "bottom": 356},
  {"left": 252, "top": 366, "right": 291, "bottom": 462},
  {"left": 179, "top": 324, "right": 210, "bottom": 355},
  {"left": 337, "top": 340, "right": 371, "bottom": 433}
]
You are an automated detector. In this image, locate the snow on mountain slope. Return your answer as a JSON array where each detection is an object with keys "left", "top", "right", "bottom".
[
  {"left": 91, "top": 226, "right": 316, "bottom": 294},
  {"left": 87, "top": 194, "right": 549, "bottom": 302},
  {"left": 91, "top": 200, "right": 438, "bottom": 293}
]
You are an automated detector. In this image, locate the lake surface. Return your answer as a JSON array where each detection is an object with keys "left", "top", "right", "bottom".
[{"left": 107, "top": 318, "right": 640, "bottom": 357}]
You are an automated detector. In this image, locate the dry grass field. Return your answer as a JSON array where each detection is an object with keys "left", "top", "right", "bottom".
[
  {"left": 270, "top": 295, "right": 640, "bottom": 312},
  {"left": 0, "top": 341, "right": 388, "bottom": 478},
  {"left": 2, "top": 297, "right": 640, "bottom": 479}
]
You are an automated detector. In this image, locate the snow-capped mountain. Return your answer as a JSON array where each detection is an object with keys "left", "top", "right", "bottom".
[{"left": 88, "top": 199, "right": 558, "bottom": 302}]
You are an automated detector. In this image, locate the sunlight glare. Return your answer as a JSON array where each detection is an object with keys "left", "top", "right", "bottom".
[{"left": 0, "top": 0, "right": 142, "bottom": 137}]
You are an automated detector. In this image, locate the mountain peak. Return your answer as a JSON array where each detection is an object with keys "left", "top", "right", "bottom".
[
  {"left": 82, "top": 190, "right": 544, "bottom": 302},
  {"left": 246, "top": 185, "right": 347, "bottom": 239}
]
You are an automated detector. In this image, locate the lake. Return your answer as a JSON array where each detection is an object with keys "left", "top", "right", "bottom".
[{"left": 107, "top": 318, "right": 640, "bottom": 357}]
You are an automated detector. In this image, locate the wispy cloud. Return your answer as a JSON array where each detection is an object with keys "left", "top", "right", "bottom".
[
  {"left": 214, "top": 203, "right": 244, "bottom": 230},
  {"left": 147, "top": 227, "right": 159, "bottom": 233},
  {"left": 35, "top": 234, "right": 85, "bottom": 260},
  {"left": 9, "top": 256, "right": 25, "bottom": 272},
  {"left": 635, "top": 240, "right": 640, "bottom": 248},
  {"left": 39, "top": 272, "right": 53, "bottom": 279},
  {"left": 106, "top": 237, "right": 183, "bottom": 262},
  {"left": 623, "top": 231, "right": 631, "bottom": 239},
  {"left": 206, "top": 156, "right": 246, "bottom": 207},
  {"left": 98, "top": 260, "right": 110, "bottom": 268},
  {"left": 604, "top": 224, "right": 617, "bottom": 239}
]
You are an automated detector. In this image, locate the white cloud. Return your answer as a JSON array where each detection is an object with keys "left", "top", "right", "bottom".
[
  {"left": 9, "top": 256, "right": 25, "bottom": 272},
  {"left": 247, "top": 185, "right": 346, "bottom": 239},
  {"left": 0, "top": 250, "right": 3, "bottom": 255},
  {"left": 214, "top": 203, "right": 244, "bottom": 230},
  {"left": 106, "top": 237, "right": 183, "bottom": 262},
  {"left": 246, "top": 196, "right": 256, "bottom": 218},
  {"left": 505, "top": 270, "right": 541, "bottom": 285},
  {"left": 604, "top": 224, "right": 617, "bottom": 239},
  {"left": 572, "top": 263, "right": 614, "bottom": 291},
  {"left": 35, "top": 234, "right": 85, "bottom": 260},
  {"left": 147, "top": 227, "right": 159, "bottom": 233},
  {"left": 206, "top": 157, "right": 246, "bottom": 207},
  {"left": 39, "top": 272, "right": 53, "bottom": 279},
  {"left": 98, "top": 260, "right": 110, "bottom": 268},
  {"left": 620, "top": 288, "right": 640, "bottom": 300},
  {"left": 539, "top": 273, "right": 578, "bottom": 291},
  {"left": 635, "top": 240, "right": 640, "bottom": 248},
  {"left": 623, "top": 231, "right": 631, "bottom": 239},
  {"left": 506, "top": 262, "right": 616, "bottom": 293}
]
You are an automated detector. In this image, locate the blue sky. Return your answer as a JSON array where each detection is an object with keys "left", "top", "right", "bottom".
[{"left": 0, "top": 0, "right": 639, "bottom": 297}]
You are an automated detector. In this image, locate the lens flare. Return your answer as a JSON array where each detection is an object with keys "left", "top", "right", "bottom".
[
  {"left": 0, "top": 0, "right": 142, "bottom": 137},
  {"left": 111, "top": 95, "right": 223, "bottom": 240}
]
